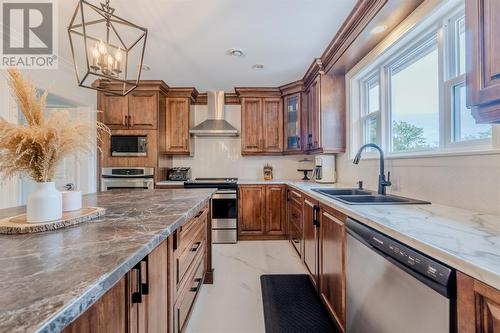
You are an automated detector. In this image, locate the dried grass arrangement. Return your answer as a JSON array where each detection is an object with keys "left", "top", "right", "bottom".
[{"left": 0, "top": 68, "right": 109, "bottom": 182}]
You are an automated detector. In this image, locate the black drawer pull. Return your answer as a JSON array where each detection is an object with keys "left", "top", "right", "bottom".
[
  {"left": 291, "top": 213, "right": 299, "bottom": 219},
  {"left": 190, "top": 278, "right": 203, "bottom": 292},
  {"left": 141, "top": 257, "right": 149, "bottom": 295},
  {"left": 190, "top": 241, "right": 202, "bottom": 252},
  {"left": 292, "top": 238, "right": 300, "bottom": 244},
  {"left": 131, "top": 263, "right": 142, "bottom": 304}
]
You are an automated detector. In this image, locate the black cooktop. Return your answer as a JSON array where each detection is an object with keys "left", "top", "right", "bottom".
[{"left": 184, "top": 178, "right": 238, "bottom": 189}]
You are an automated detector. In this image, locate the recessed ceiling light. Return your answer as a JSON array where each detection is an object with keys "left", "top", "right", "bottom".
[
  {"left": 227, "top": 49, "right": 245, "bottom": 57},
  {"left": 252, "top": 64, "right": 264, "bottom": 70},
  {"left": 370, "top": 25, "right": 387, "bottom": 35}
]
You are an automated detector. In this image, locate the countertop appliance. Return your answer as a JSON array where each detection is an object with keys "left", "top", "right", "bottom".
[
  {"left": 167, "top": 167, "right": 191, "bottom": 181},
  {"left": 184, "top": 178, "right": 238, "bottom": 244},
  {"left": 111, "top": 135, "right": 147, "bottom": 157},
  {"left": 101, "top": 167, "right": 154, "bottom": 191},
  {"left": 346, "top": 218, "right": 455, "bottom": 333},
  {"left": 313, "top": 155, "right": 336, "bottom": 183}
]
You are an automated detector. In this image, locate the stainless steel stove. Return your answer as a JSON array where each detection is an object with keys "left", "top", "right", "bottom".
[{"left": 184, "top": 178, "right": 238, "bottom": 244}]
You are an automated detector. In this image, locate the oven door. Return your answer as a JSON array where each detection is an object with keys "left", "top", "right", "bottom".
[
  {"left": 101, "top": 178, "right": 154, "bottom": 191},
  {"left": 211, "top": 190, "right": 237, "bottom": 229}
]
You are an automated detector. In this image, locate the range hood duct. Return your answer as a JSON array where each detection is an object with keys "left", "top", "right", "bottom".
[{"left": 189, "top": 91, "right": 239, "bottom": 137}]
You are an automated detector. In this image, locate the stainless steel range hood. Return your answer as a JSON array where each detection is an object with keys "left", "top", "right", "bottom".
[{"left": 189, "top": 91, "right": 239, "bottom": 137}]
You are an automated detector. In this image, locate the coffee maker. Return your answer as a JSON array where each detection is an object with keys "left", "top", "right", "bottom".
[{"left": 313, "top": 155, "right": 336, "bottom": 183}]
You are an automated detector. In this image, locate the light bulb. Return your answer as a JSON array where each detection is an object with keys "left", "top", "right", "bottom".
[
  {"left": 98, "top": 40, "right": 107, "bottom": 55},
  {"left": 115, "top": 48, "right": 123, "bottom": 62},
  {"left": 107, "top": 55, "right": 114, "bottom": 66},
  {"left": 92, "top": 47, "right": 100, "bottom": 59}
]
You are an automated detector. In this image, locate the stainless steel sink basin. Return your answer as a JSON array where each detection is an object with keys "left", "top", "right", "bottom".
[
  {"left": 311, "top": 188, "right": 430, "bottom": 205},
  {"left": 311, "top": 188, "right": 373, "bottom": 196},
  {"left": 334, "top": 194, "right": 430, "bottom": 205}
]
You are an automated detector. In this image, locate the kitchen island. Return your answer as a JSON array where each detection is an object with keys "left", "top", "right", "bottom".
[{"left": 0, "top": 189, "right": 214, "bottom": 333}]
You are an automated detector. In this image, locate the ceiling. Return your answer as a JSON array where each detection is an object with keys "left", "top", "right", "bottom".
[{"left": 59, "top": 0, "right": 356, "bottom": 92}]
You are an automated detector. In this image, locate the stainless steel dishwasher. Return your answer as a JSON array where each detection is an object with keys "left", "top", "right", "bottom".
[{"left": 346, "top": 218, "right": 455, "bottom": 333}]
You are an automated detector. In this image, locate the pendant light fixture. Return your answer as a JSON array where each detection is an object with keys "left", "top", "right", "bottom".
[{"left": 68, "top": 0, "right": 148, "bottom": 95}]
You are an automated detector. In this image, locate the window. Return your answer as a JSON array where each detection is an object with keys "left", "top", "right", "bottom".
[{"left": 350, "top": 1, "right": 495, "bottom": 157}]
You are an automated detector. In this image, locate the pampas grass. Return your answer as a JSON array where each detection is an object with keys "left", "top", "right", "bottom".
[{"left": 0, "top": 68, "right": 109, "bottom": 182}]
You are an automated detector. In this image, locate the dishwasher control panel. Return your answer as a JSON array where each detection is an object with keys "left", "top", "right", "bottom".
[{"left": 346, "top": 218, "right": 453, "bottom": 287}]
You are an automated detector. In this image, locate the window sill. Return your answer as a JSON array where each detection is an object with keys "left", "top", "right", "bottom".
[{"left": 349, "top": 147, "right": 500, "bottom": 161}]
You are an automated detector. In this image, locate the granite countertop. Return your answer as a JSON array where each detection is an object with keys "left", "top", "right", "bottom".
[
  {"left": 0, "top": 189, "right": 215, "bottom": 333},
  {"left": 240, "top": 179, "right": 500, "bottom": 291}
]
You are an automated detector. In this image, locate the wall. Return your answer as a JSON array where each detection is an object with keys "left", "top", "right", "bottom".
[{"left": 172, "top": 105, "right": 311, "bottom": 180}]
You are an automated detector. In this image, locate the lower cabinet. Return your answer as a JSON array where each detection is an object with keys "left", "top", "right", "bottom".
[
  {"left": 319, "top": 205, "right": 346, "bottom": 333},
  {"left": 62, "top": 205, "right": 209, "bottom": 333},
  {"left": 287, "top": 189, "right": 304, "bottom": 258},
  {"left": 457, "top": 271, "right": 500, "bottom": 333},
  {"left": 303, "top": 196, "right": 319, "bottom": 289},
  {"left": 238, "top": 184, "right": 287, "bottom": 240}
]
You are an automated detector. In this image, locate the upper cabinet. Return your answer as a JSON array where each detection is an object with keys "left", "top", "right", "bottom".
[
  {"left": 281, "top": 81, "right": 304, "bottom": 153},
  {"left": 302, "top": 71, "right": 346, "bottom": 153},
  {"left": 159, "top": 88, "right": 198, "bottom": 156},
  {"left": 237, "top": 88, "right": 283, "bottom": 155},
  {"left": 466, "top": 0, "right": 500, "bottom": 123},
  {"left": 98, "top": 81, "right": 168, "bottom": 130}
]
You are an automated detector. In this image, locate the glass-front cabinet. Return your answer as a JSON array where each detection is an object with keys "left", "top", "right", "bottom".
[{"left": 284, "top": 93, "right": 302, "bottom": 152}]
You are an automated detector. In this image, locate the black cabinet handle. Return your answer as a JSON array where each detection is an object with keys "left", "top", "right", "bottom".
[
  {"left": 292, "top": 213, "right": 299, "bottom": 219},
  {"left": 190, "top": 241, "right": 201, "bottom": 252},
  {"left": 141, "top": 257, "right": 149, "bottom": 295},
  {"left": 313, "top": 205, "right": 320, "bottom": 228},
  {"left": 190, "top": 278, "right": 202, "bottom": 292},
  {"left": 292, "top": 238, "right": 300, "bottom": 244},
  {"left": 131, "top": 263, "right": 142, "bottom": 304}
]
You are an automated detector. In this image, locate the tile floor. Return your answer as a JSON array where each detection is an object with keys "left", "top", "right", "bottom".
[{"left": 186, "top": 240, "right": 307, "bottom": 333}]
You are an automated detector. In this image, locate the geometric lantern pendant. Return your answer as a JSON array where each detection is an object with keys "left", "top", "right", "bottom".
[{"left": 68, "top": 0, "right": 148, "bottom": 95}]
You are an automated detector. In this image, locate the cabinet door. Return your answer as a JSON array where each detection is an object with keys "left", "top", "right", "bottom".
[
  {"left": 308, "top": 77, "right": 321, "bottom": 150},
  {"left": 238, "top": 185, "right": 265, "bottom": 236},
  {"left": 466, "top": 0, "right": 500, "bottom": 122},
  {"left": 284, "top": 93, "right": 302, "bottom": 152},
  {"left": 457, "top": 271, "right": 500, "bottom": 333},
  {"left": 241, "top": 98, "right": 263, "bottom": 154},
  {"left": 145, "top": 241, "right": 169, "bottom": 333},
  {"left": 265, "top": 185, "right": 286, "bottom": 236},
  {"left": 128, "top": 91, "right": 158, "bottom": 129},
  {"left": 62, "top": 278, "right": 127, "bottom": 333},
  {"left": 163, "top": 98, "right": 190, "bottom": 154},
  {"left": 100, "top": 93, "right": 129, "bottom": 129},
  {"left": 303, "top": 198, "right": 318, "bottom": 289},
  {"left": 320, "top": 208, "right": 346, "bottom": 332},
  {"left": 262, "top": 98, "right": 283, "bottom": 153}
]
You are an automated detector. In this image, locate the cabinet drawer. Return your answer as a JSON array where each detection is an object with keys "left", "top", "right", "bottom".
[
  {"left": 176, "top": 225, "right": 205, "bottom": 288},
  {"left": 178, "top": 207, "right": 208, "bottom": 253},
  {"left": 174, "top": 254, "right": 205, "bottom": 333},
  {"left": 290, "top": 190, "right": 303, "bottom": 206},
  {"left": 289, "top": 222, "right": 302, "bottom": 258},
  {"left": 289, "top": 203, "right": 303, "bottom": 231}
]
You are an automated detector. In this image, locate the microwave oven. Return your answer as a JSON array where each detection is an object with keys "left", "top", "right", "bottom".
[{"left": 111, "top": 135, "right": 147, "bottom": 157}]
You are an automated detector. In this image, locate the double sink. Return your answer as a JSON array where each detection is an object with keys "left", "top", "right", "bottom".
[{"left": 311, "top": 188, "right": 430, "bottom": 205}]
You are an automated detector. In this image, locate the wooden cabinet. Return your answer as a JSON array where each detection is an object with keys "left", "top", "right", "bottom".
[
  {"left": 466, "top": 0, "right": 500, "bottom": 123},
  {"left": 303, "top": 74, "right": 345, "bottom": 153},
  {"left": 99, "top": 88, "right": 162, "bottom": 130},
  {"left": 62, "top": 205, "right": 210, "bottom": 333},
  {"left": 287, "top": 188, "right": 304, "bottom": 257},
  {"left": 238, "top": 88, "right": 284, "bottom": 155},
  {"left": 240, "top": 97, "right": 283, "bottom": 154},
  {"left": 457, "top": 271, "right": 500, "bottom": 333},
  {"left": 303, "top": 196, "right": 319, "bottom": 289},
  {"left": 240, "top": 98, "right": 263, "bottom": 153},
  {"left": 159, "top": 88, "right": 197, "bottom": 156},
  {"left": 160, "top": 98, "right": 191, "bottom": 155},
  {"left": 62, "top": 278, "right": 127, "bottom": 333},
  {"left": 265, "top": 185, "right": 287, "bottom": 236},
  {"left": 238, "top": 184, "right": 287, "bottom": 239},
  {"left": 283, "top": 93, "right": 302, "bottom": 153},
  {"left": 319, "top": 205, "right": 346, "bottom": 333},
  {"left": 238, "top": 185, "right": 266, "bottom": 236},
  {"left": 128, "top": 91, "right": 158, "bottom": 129}
]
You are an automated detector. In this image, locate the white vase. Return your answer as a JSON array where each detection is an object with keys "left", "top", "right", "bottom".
[{"left": 27, "top": 182, "right": 63, "bottom": 223}]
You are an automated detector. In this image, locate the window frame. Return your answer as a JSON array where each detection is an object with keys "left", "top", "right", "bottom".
[
  {"left": 360, "top": 72, "right": 381, "bottom": 146},
  {"left": 347, "top": 0, "right": 498, "bottom": 160}
]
